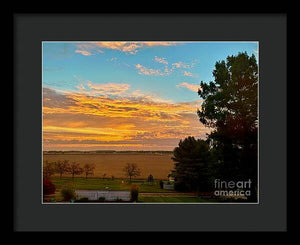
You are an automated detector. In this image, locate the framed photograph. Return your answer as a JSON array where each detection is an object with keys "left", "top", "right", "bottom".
[{"left": 14, "top": 14, "right": 287, "bottom": 231}]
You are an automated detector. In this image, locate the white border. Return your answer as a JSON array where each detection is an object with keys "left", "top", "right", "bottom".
[{"left": 41, "top": 41, "right": 259, "bottom": 205}]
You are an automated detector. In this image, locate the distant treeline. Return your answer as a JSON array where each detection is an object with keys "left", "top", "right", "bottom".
[{"left": 43, "top": 150, "right": 173, "bottom": 155}]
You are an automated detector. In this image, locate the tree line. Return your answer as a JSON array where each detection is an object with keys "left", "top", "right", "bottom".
[
  {"left": 43, "top": 160, "right": 95, "bottom": 179},
  {"left": 43, "top": 161, "right": 143, "bottom": 182}
]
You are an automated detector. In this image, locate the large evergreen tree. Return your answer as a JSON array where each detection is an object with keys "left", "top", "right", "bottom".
[
  {"left": 198, "top": 52, "right": 258, "bottom": 201},
  {"left": 172, "top": 137, "right": 215, "bottom": 192}
]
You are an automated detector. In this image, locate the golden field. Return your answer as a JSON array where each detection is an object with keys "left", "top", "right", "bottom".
[{"left": 43, "top": 153, "right": 174, "bottom": 180}]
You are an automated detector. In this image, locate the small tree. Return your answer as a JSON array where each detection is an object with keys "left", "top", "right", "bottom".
[
  {"left": 123, "top": 163, "right": 141, "bottom": 182},
  {"left": 43, "top": 160, "right": 55, "bottom": 179},
  {"left": 83, "top": 163, "right": 95, "bottom": 179},
  {"left": 55, "top": 160, "right": 70, "bottom": 179},
  {"left": 69, "top": 162, "right": 83, "bottom": 179}
]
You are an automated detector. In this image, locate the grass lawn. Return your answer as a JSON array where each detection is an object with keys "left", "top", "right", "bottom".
[
  {"left": 51, "top": 177, "right": 174, "bottom": 193},
  {"left": 46, "top": 177, "right": 218, "bottom": 203},
  {"left": 137, "top": 196, "right": 217, "bottom": 203}
]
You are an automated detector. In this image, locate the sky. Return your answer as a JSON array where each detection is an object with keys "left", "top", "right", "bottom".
[{"left": 42, "top": 41, "right": 258, "bottom": 151}]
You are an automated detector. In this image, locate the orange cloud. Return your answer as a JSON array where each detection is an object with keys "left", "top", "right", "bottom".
[
  {"left": 75, "top": 42, "right": 177, "bottom": 55},
  {"left": 176, "top": 82, "right": 200, "bottom": 92},
  {"left": 73, "top": 81, "right": 130, "bottom": 96},
  {"left": 43, "top": 87, "right": 208, "bottom": 150},
  {"left": 74, "top": 43, "right": 104, "bottom": 56},
  {"left": 86, "top": 82, "right": 130, "bottom": 95},
  {"left": 75, "top": 49, "right": 92, "bottom": 56}
]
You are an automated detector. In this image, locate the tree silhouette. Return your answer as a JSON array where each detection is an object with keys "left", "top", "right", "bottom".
[
  {"left": 172, "top": 137, "right": 214, "bottom": 191},
  {"left": 54, "top": 160, "right": 70, "bottom": 179},
  {"left": 123, "top": 163, "right": 141, "bottom": 182},
  {"left": 197, "top": 52, "right": 258, "bottom": 201},
  {"left": 69, "top": 162, "right": 83, "bottom": 179},
  {"left": 82, "top": 163, "right": 95, "bottom": 179},
  {"left": 43, "top": 160, "right": 56, "bottom": 179}
]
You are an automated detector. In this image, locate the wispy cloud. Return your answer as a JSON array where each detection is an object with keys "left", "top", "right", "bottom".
[
  {"left": 154, "top": 56, "right": 168, "bottom": 65},
  {"left": 74, "top": 43, "right": 104, "bottom": 56},
  {"left": 172, "top": 61, "right": 193, "bottom": 69},
  {"left": 176, "top": 82, "right": 200, "bottom": 92},
  {"left": 74, "top": 41, "right": 177, "bottom": 55},
  {"left": 135, "top": 64, "right": 165, "bottom": 76},
  {"left": 136, "top": 58, "right": 197, "bottom": 77},
  {"left": 74, "top": 81, "right": 130, "bottom": 96},
  {"left": 95, "top": 42, "right": 177, "bottom": 54},
  {"left": 75, "top": 49, "right": 92, "bottom": 56},
  {"left": 183, "top": 71, "right": 194, "bottom": 77},
  {"left": 88, "top": 82, "right": 130, "bottom": 95}
]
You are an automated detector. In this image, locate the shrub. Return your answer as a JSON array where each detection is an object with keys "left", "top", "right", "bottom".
[
  {"left": 159, "top": 180, "right": 164, "bottom": 189},
  {"left": 130, "top": 185, "right": 139, "bottom": 202},
  {"left": 147, "top": 174, "right": 154, "bottom": 183},
  {"left": 61, "top": 184, "right": 76, "bottom": 202},
  {"left": 43, "top": 178, "right": 56, "bottom": 195},
  {"left": 98, "top": 197, "right": 106, "bottom": 202}
]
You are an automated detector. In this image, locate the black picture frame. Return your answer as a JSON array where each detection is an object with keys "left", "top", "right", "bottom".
[{"left": 13, "top": 13, "right": 287, "bottom": 231}]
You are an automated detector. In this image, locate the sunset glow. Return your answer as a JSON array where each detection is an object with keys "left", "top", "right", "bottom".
[{"left": 43, "top": 41, "right": 258, "bottom": 150}]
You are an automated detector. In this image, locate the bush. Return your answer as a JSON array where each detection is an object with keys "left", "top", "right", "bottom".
[
  {"left": 43, "top": 178, "right": 56, "bottom": 195},
  {"left": 98, "top": 197, "right": 106, "bottom": 202},
  {"left": 159, "top": 180, "right": 164, "bottom": 189},
  {"left": 147, "top": 174, "right": 154, "bottom": 183},
  {"left": 130, "top": 185, "right": 139, "bottom": 202},
  {"left": 61, "top": 185, "right": 76, "bottom": 202}
]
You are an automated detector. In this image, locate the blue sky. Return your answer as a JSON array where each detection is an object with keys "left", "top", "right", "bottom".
[
  {"left": 43, "top": 41, "right": 258, "bottom": 103},
  {"left": 42, "top": 41, "right": 258, "bottom": 151}
]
